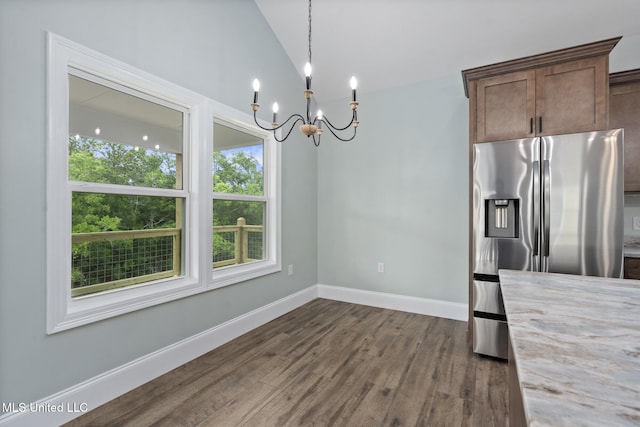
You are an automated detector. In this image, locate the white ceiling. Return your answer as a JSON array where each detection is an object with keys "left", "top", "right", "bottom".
[{"left": 254, "top": 0, "right": 640, "bottom": 104}]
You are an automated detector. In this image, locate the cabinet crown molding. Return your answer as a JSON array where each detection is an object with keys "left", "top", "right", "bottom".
[
  {"left": 610, "top": 68, "right": 640, "bottom": 86},
  {"left": 461, "top": 36, "right": 621, "bottom": 98}
]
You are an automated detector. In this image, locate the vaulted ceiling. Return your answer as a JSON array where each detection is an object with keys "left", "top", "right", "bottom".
[{"left": 255, "top": 0, "right": 640, "bottom": 103}]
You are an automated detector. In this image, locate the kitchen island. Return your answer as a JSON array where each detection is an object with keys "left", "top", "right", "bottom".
[{"left": 499, "top": 270, "right": 640, "bottom": 426}]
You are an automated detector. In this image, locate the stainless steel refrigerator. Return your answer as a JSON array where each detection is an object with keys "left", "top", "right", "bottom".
[{"left": 472, "top": 129, "right": 624, "bottom": 359}]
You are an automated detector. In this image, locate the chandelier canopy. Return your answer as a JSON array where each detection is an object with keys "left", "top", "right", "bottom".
[{"left": 250, "top": 0, "right": 359, "bottom": 146}]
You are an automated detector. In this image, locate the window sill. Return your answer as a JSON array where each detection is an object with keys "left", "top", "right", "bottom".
[
  {"left": 48, "top": 277, "right": 204, "bottom": 334},
  {"left": 210, "top": 259, "right": 282, "bottom": 289}
]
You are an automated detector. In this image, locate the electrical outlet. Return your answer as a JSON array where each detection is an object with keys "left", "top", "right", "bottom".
[
  {"left": 377, "top": 262, "right": 384, "bottom": 273},
  {"left": 288, "top": 264, "right": 294, "bottom": 276},
  {"left": 634, "top": 217, "right": 640, "bottom": 231}
]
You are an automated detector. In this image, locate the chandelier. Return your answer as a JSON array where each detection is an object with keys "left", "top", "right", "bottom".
[{"left": 250, "top": 0, "right": 359, "bottom": 146}]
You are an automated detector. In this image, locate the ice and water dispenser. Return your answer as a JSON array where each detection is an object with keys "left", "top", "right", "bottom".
[{"left": 485, "top": 199, "right": 519, "bottom": 239}]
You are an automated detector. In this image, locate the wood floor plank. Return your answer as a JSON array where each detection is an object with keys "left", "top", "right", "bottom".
[
  {"left": 298, "top": 349, "right": 384, "bottom": 424},
  {"left": 472, "top": 354, "right": 509, "bottom": 427},
  {"left": 64, "top": 299, "right": 509, "bottom": 427},
  {"left": 239, "top": 368, "right": 328, "bottom": 426},
  {"left": 339, "top": 380, "right": 396, "bottom": 426},
  {"left": 195, "top": 380, "right": 276, "bottom": 427},
  {"left": 154, "top": 351, "right": 287, "bottom": 426},
  {"left": 421, "top": 391, "right": 467, "bottom": 427}
]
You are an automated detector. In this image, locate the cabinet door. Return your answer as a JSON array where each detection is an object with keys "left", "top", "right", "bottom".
[
  {"left": 535, "top": 56, "right": 608, "bottom": 136},
  {"left": 475, "top": 70, "right": 536, "bottom": 143},
  {"left": 610, "top": 80, "right": 640, "bottom": 192}
]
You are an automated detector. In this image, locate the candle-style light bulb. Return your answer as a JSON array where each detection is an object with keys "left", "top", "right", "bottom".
[
  {"left": 252, "top": 78, "right": 260, "bottom": 103},
  {"left": 304, "top": 62, "right": 312, "bottom": 90},
  {"left": 272, "top": 102, "right": 279, "bottom": 124},
  {"left": 350, "top": 76, "right": 358, "bottom": 102},
  {"left": 316, "top": 109, "right": 323, "bottom": 129}
]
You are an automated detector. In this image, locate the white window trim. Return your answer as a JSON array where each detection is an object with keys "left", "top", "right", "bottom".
[
  {"left": 46, "top": 33, "right": 209, "bottom": 333},
  {"left": 208, "top": 114, "right": 282, "bottom": 289},
  {"left": 46, "top": 33, "right": 282, "bottom": 334}
]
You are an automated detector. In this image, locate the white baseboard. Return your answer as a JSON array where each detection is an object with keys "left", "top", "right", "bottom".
[
  {"left": 317, "top": 284, "right": 468, "bottom": 321},
  {"left": 0, "top": 284, "right": 467, "bottom": 426}
]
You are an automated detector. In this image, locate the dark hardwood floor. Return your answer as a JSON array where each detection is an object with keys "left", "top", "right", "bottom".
[{"left": 65, "top": 299, "right": 508, "bottom": 426}]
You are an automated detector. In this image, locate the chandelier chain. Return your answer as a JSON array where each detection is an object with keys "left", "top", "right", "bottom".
[{"left": 308, "top": 0, "right": 312, "bottom": 64}]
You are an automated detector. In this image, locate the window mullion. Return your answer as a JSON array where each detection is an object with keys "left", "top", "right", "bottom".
[
  {"left": 69, "top": 181, "right": 187, "bottom": 198},
  {"left": 211, "top": 193, "right": 267, "bottom": 203}
]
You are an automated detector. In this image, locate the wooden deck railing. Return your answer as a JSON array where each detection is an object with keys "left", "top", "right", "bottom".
[
  {"left": 71, "top": 228, "right": 181, "bottom": 297},
  {"left": 71, "top": 218, "right": 263, "bottom": 297},
  {"left": 213, "top": 217, "right": 264, "bottom": 268}
]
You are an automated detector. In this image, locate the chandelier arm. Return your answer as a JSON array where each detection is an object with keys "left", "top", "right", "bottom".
[
  {"left": 273, "top": 116, "right": 305, "bottom": 142},
  {"left": 319, "top": 111, "right": 357, "bottom": 132},
  {"left": 273, "top": 113, "right": 307, "bottom": 132},
  {"left": 253, "top": 111, "right": 275, "bottom": 132},
  {"left": 254, "top": 110, "right": 306, "bottom": 132},
  {"left": 321, "top": 121, "right": 357, "bottom": 142},
  {"left": 312, "top": 133, "right": 321, "bottom": 147}
]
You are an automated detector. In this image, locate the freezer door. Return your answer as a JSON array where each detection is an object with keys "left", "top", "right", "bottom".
[
  {"left": 541, "top": 129, "right": 624, "bottom": 278},
  {"left": 473, "top": 138, "right": 539, "bottom": 275},
  {"left": 472, "top": 317, "right": 508, "bottom": 360},
  {"left": 473, "top": 280, "right": 505, "bottom": 316}
]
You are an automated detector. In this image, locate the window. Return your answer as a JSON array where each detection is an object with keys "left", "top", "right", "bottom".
[
  {"left": 68, "top": 74, "right": 186, "bottom": 297},
  {"left": 210, "top": 119, "right": 281, "bottom": 287},
  {"left": 47, "top": 33, "right": 207, "bottom": 333},
  {"left": 47, "top": 33, "right": 280, "bottom": 333},
  {"left": 213, "top": 122, "right": 265, "bottom": 268}
]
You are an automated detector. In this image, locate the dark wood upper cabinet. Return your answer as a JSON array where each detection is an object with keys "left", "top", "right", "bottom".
[
  {"left": 475, "top": 70, "right": 536, "bottom": 143},
  {"left": 535, "top": 57, "right": 609, "bottom": 137},
  {"left": 463, "top": 37, "right": 620, "bottom": 143},
  {"left": 610, "top": 69, "right": 640, "bottom": 192}
]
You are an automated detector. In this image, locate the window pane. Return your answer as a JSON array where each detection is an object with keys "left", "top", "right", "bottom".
[
  {"left": 213, "top": 200, "right": 265, "bottom": 268},
  {"left": 69, "top": 75, "right": 183, "bottom": 189},
  {"left": 213, "top": 122, "right": 264, "bottom": 196},
  {"left": 71, "top": 192, "right": 183, "bottom": 297}
]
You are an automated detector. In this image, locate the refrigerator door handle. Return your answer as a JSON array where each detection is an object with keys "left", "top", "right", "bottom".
[
  {"left": 542, "top": 160, "right": 551, "bottom": 263},
  {"left": 532, "top": 160, "right": 540, "bottom": 259}
]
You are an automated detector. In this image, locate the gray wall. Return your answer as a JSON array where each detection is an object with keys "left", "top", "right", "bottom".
[
  {"left": 317, "top": 75, "right": 469, "bottom": 303},
  {"left": 0, "top": 0, "right": 317, "bottom": 405}
]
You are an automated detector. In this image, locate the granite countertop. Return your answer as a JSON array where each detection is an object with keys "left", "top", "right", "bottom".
[
  {"left": 499, "top": 270, "right": 640, "bottom": 426},
  {"left": 624, "top": 236, "right": 640, "bottom": 258},
  {"left": 624, "top": 248, "right": 640, "bottom": 258}
]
